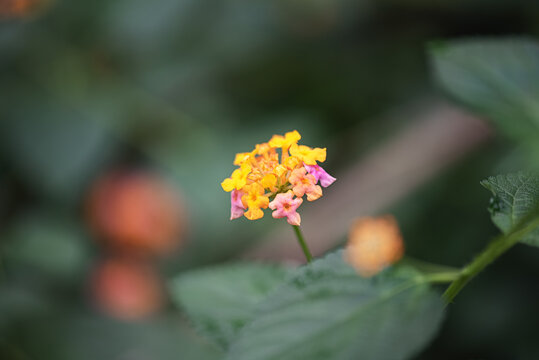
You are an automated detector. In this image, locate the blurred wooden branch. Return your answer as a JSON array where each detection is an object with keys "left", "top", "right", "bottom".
[{"left": 243, "top": 100, "right": 492, "bottom": 263}]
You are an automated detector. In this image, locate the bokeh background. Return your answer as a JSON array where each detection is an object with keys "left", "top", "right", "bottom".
[{"left": 1, "top": 0, "right": 539, "bottom": 359}]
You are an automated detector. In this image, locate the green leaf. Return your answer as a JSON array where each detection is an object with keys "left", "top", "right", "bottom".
[
  {"left": 481, "top": 172, "right": 539, "bottom": 246},
  {"left": 430, "top": 38, "right": 539, "bottom": 153},
  {"left": 226, "top": 251, "right": 445, "bottom": 360},
  {"left": 168, "top": 263, "right": 289, "bottom": 349}
]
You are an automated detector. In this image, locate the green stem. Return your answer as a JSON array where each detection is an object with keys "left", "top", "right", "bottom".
[
  {"left": 420, "top": 271, "right": 461, "bottom": 284},
  {"left": 401, "top": 256, "right": 460, "bottom": 274},
  {"left": 443, "top": 215, "right": 539, "bottom": 303},
  {"left": 292, "top": 225, "right": 313, "bottom": 263},
  {"left": 384, "top": 271, "right": 461, "bottom": 304}
]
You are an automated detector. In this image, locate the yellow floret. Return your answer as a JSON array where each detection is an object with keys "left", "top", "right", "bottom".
[{"left": 289, "top": 144, "right": 326, "bottom": 165}]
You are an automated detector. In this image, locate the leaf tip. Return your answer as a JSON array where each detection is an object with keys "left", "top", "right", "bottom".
[{"left": 426, "top": 40, "right": 448, "bottom": 55}]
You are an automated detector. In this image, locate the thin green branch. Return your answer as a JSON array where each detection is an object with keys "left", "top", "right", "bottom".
[
  {"left": 292, "top": 225, "right": 313, "bottom": 263},
  {"left": 421, "top": 271, "right": 461, "bottom": 284},
  {"left": 443, "top": 214, "right": 539, "bottom": 303},
  {"left": 401, "top": 256, "right": 460, "bottom": 274}
]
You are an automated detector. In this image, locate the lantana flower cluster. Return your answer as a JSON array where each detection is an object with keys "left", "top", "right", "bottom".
[{"left": 221, "top": 130, "right": 336, "bottom": 226}]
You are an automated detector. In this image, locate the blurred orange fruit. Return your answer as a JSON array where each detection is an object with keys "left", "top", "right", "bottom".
[
  {"left": 0, "top": 0, "right": 44, "bottom": 18},
  {"left": 90, "top": 257, "right": 163, "bottom": 320},
  {"left": 345, "top": 215, "right": 404, "bottom": 277},
  {"left": 87, "top": 171, "right": 186, "bottom": 257}
]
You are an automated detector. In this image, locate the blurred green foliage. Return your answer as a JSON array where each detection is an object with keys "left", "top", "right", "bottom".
[{"left": 431, "top": 38, "right": 539, "bottom": 163}]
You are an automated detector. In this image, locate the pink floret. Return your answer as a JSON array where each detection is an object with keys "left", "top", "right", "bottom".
[
  {"left": 230, "top": 190, "right": 246, "bottom": 220},
  {"left": 304, "top": 164, "right": 336, "bottom": 188},
  {"left": 268, "top": 191, "right": 303, "bottom": 226}
]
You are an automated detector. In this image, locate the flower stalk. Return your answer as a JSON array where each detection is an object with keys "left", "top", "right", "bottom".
[{"left": 292, "top": 225, "right": 313, "bottom": 263}]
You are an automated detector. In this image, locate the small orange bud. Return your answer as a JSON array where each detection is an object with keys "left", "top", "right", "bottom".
[
  {"left": 90, "top": 258, "right": 163, "bottom": 320},
  {"left": 345, "top": 215, "right": 404, "bottom": 277}
]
